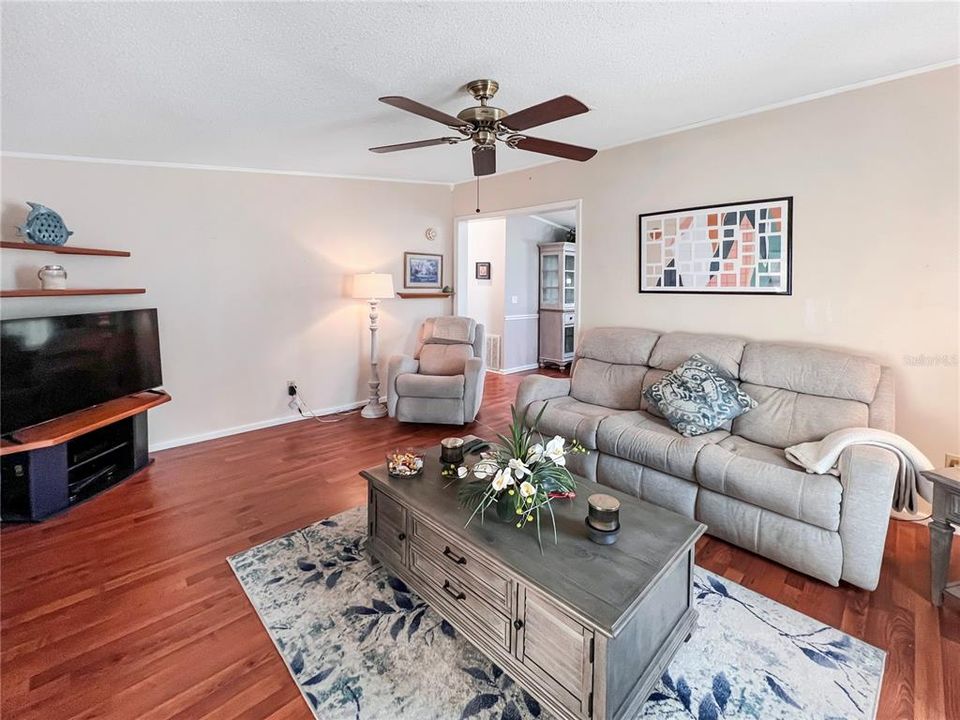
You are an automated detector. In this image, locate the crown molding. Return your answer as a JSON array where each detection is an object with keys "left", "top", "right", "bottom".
[{"left": 0, "top": 152, "right": 456, "bottom": 188}]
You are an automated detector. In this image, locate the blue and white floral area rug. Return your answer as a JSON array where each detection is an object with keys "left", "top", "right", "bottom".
[{"left": 227, "top": 507, "right": 884, "bottom": 720}]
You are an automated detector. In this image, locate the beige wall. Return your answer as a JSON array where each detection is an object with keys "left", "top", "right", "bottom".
[
  {"left": 1, "top": 158, "right": 453, "bottom": 448},
  {"left": 453, "top": 67, "right": 960, "bottom": 461}
]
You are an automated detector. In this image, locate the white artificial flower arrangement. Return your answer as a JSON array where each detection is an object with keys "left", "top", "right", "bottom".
[{"left": 458, "top": 404, "right": 586, "bottom": 550}]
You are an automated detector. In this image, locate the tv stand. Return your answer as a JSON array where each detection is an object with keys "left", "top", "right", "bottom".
[{"left": 0, "top": 391, "right": 171, "bottom": 522}]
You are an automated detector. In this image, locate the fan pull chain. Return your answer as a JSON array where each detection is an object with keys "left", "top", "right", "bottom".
[{"left": 475, "top": 176, "right": 480, "bottom": 214}]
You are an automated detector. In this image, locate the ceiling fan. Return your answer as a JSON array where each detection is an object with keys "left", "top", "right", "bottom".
[{"left": 369, "top": 79, "right": 597, "bottom": 177}]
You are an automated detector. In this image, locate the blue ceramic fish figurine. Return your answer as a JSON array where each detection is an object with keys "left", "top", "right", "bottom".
[{"left": 17, "top": 202, "right": 73, "bottom": 246}]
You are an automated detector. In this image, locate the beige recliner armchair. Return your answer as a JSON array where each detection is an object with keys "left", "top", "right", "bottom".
[{"left": 387, "top": 316, "right": 486, "bottom": 424}]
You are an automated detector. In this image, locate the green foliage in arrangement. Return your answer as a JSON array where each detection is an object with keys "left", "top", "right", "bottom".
[{"left": 457, "top": 403, "right": 586, "bottom": 551}]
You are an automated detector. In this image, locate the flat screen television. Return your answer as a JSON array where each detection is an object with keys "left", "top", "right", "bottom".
[{"left": 1, "top": 309, "right": 162, "bottom": 436}]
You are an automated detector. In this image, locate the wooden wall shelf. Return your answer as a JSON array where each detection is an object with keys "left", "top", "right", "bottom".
[
  {"left": 1, "top": 288, "right": 146, "bottom": 298},
  {"left": 0, "top": 241, "right": 130, "bottom": 257},
  {"left": 396, "top": 292, "right": 455, "bottom": 299},
  {"left": 0, "top": 391, "right": 171, "bottom": 457}
]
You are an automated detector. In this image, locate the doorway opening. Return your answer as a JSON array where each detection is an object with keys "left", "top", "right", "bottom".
[{"left": 454, "top": 200, "right": 581, "bottom": 374}]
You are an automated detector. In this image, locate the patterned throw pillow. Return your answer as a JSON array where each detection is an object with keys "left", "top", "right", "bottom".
[{"left": 644, "top": 354, "right": 757, "bottom": 437}]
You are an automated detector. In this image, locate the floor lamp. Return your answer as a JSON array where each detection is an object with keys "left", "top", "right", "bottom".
[{"left": 352, "top": 272, "right": 395, "bottom": 419}]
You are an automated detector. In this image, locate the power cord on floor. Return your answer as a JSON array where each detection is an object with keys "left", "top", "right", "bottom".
[{"left": 289, "top": 386, "right": 359, "bottom": 425}]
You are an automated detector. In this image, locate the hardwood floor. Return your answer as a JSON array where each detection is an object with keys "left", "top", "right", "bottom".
[{"left": 2, "top": 371, "right": 957, "bottom": 719}]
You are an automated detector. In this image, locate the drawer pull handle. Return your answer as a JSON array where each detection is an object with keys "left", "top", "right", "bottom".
[
  {"left": 442, "top": 580, "right": 466, "bottom": 601},
  {"left": 513, "top": 619, "right": 524, "bottom": 631},
  {"left": 398, "top": 532, "right": 406, "bottom": 541},
  {"left": 443, "top": 546, "right": 467, "bottom": 565}
]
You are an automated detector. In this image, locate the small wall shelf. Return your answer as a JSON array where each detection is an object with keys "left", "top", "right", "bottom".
[
  {"left": 0, "top": 289, "right": 146, "bottom": 298},
  {"left": 0, "top": 241, "right": 130, "bottom": 257},
  {"left": 396, "top": 292, "right": 455, "bottom": 299}
]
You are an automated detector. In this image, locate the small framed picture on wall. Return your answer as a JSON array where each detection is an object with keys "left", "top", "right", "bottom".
[
  {"left": 404, "top": 252, "right": 443, "bottom": 289},
  {"left": 475, "top": 262, "right": 491, "bottom": 280}
]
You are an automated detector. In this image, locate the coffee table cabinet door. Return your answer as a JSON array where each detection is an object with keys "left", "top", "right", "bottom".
[
  {"left": 371, "top": 490, "right": 407, "bottom": 568},
  {"left": 515, "top": 586, "right": 594, "bottom": 717}
]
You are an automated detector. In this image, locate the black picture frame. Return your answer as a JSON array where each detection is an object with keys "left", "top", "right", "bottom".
[
  {"left": 638, "top": 196, "right": 793, "bottom": 296},
  {"left": 475, "top": 262, "right": 491, "bottom": 280}
]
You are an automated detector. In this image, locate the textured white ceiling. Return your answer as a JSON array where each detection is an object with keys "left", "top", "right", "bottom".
[{"left": 2, "top": 2, "right": 958, "bottom": 184}]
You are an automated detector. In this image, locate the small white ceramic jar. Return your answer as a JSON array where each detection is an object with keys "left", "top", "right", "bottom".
[{"left": 38, "top": 264, "right": 68, "bottom": 290}]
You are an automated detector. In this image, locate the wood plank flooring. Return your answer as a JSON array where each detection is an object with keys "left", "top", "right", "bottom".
[{"left": 2, "top": 371, "right": 957, "bottom": 719}]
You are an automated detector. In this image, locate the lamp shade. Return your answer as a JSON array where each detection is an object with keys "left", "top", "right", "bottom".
[{"left": 352, "top": 272, "right": 395, "bottom": 300}]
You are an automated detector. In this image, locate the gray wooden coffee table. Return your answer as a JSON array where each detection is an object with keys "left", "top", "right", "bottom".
[{"left": 361, "top": 447, "right": 705, "bottom": 720}]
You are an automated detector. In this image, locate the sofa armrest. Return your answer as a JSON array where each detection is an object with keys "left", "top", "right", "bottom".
[
  {"left": 463, "top": 357, "right": 485, "bottom": 422},
  {"left": 837, "top": 444, "right": 899, "bottom": 590},
  {"left": 516, "top": 375, "right": 571, "bottom": 416},
  {"left": 386, "top": 354, "right": 419, "bottom": 417}
]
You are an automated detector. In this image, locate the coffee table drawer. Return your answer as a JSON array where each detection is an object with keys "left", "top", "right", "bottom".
[
  {"left": 411, "top": 514, "right": 512, "bottom": 612},
  {"left": 409, "top": 546, "right": 512, "bottom": 651}
]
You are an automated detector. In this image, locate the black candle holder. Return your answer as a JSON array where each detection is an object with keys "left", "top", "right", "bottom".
[
  {"left": 440, "top": 437, "right": 465, "bottom": 465},
  {"left": 586, "top": 493, "right": 621, "bottom": 545}
]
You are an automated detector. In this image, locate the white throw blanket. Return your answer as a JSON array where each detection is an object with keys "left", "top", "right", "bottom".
[{"left": 785, "top": 428, "right": 934, "bottom": 514}]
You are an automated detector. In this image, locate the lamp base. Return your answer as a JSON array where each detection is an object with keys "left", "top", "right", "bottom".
[{"left": 361, "top": 401, "right": 388, "bottom": 419}]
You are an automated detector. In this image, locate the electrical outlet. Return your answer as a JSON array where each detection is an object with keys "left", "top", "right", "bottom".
[
  {"left": 946, "top": 453, "right": 960, "bottom": 468},
  {"left": 287, "top": 380, "right": 297, "bottom": 397}
]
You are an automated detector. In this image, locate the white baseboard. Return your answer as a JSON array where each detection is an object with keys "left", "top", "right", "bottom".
[
  {"left": 149, "top": 396, "right": 386, "bottom": 452},
  {"left": 487, "top": 363, "right": 541, "bottom": 375}
]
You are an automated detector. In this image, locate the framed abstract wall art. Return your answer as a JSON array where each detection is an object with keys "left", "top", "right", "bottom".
[
  {"left": 404, "top": 252, "right": 443, "bottom": 289},
  {"left": 639, "top": 197, "right": 792, "bottom": 295}
]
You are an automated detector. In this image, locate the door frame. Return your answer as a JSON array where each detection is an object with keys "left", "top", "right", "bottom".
[{"left": 453, "top": 198, "right": 583, "bottom": 348}]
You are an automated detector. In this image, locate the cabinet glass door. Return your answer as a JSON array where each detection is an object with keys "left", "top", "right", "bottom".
[
  {"left": 564, "top": 325, "right": 575, "bottom": 355},
  {"left": 563, "top": 253, "right": 575, "bottom": 307},
  {"left": 541, "top": 253, "right": 560, "bottom": 308}
]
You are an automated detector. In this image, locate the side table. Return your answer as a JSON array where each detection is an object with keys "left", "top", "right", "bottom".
[{"left": 923, "top": 467, "right": 960, "bottom": 606}]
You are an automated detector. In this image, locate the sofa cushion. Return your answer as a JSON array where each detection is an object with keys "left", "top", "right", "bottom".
[
  {"left": 419, "top": 344, "right": 472, "bottom": 376},
  {"left": 697, "top": 489, "right": 843, "bottom": 585},
  {"left": 649, "top": 332, "right": 746, "bottom": 377},
  {"left": 596, "top": 455, "right": 699, "bottom": 518},
  {"left": 695, "top": 436, "right": 842, "bottom": 531},
  {"left": 396, "top": 373, "right": 465, "bottom": 399},
  {"left": 739, "top": 343, "right": 881, "bottom": 402},
  {"left": 596, "top": 410, "right": 728, "bottom": 481},
  {"left": 732, "top": 383, "right": 869, "bottom": 448},
  {"left": 526, "top": 396, "right": 627, "bottom": 450},
  {"left": 571, "top": 357, "right": 646, "bottom": 410},
  {"left": 577, "top": 327, "right": 659, "bottom": 365},
  {"left": 643, "top": 354, "right": 756, "bottom": 436}
]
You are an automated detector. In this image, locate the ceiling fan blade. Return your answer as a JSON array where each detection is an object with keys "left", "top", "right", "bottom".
[
  {"left": 473, "top": 145, "right": 496, "bottom": 176},
  {"left": 512, "top": 136, "right": 597, "bottom": 162},
  {"left": 369, "top": 137, "right": 461, "bottom": 153},
  {"left": 501, "top": 95, "right": 589, "bottom": 132},
  {"left": 379, "top": 96, "right": 470, "bottom": 128}
]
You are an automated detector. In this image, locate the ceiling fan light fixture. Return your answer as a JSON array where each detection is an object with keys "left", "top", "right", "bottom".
[{"left": 373, "top": 80, "right": 597, "bottom": 177}]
